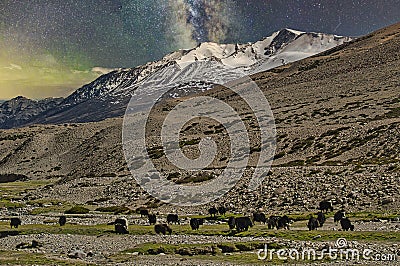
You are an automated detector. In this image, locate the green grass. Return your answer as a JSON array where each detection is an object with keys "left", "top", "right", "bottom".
[
  {"left": 0, "top": 180, "right": 58, "bottom": 209},
  {"left": 0, "top": 199, "right": 26, "bottom": 208},
  {"left": 0, "top": 180, "right": 54, "bottom": 195},
  {"left": 3, "top": 222, "right": 396, "bottom": 243},
  {"left": 0, "top": 250, "right": 92, "bottom": 265},
  {"left": 30, "top": 204, "right": 74, "bottom": 215},
  {"left": 0, "top": 222, "right": 112, "bottom": 236},
  {"left": 351, "top": 211, "right": 399, "bottom": 221}
]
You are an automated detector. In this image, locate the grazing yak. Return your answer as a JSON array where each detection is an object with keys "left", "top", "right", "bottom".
[
  {"left": 108, "top": 218, "right": 129, "bottom": 234},
  {"left": 218, "top": 206, "right": 227, "bottom": 216},
  {"left": 253, "top": 212, "right": 267, "bottom": 224},
  {"left": 319, "top": 200, "right": 334, "bottom": 213},
  {"left": 190, "top": 218, "right": 204, "bottom": 230},
  {"left": 317, "top": 212, "right": 326, "bottom": 227},
  {"left": 115, "top": 223, "right": 129, "bottom": 234},
  {"left": 10, "top": 218, "right": 21, "bottom": 228},
  {"left": 334, "top": 210, "right": 346, "bottom": 223},
  {"left": 155, "top": 224, "right": 172, "bottom": 235},
  {"left": 208, "top": 207, "right": 218, "bottom": 217},
  {"left": 308, "top": 217, "right": 319, "bottom": 231},
  {"left": 167, "top": 214, "right": 180, "bottom": 224},
  {"left": 228, "top": 217, "right": 236, "bottom": 230},
  {"left": 58, "top": 216, "right": 67, "bottom": 227},
  {"left": 148, "top": 214, "right": 157, "bottom": 225},
  {"left": 268, "top": 216, "right": 280, "bottom": 229},
  {"left": 340, "top": 218, "right": 354, "bottom": 231},
  {"left": 139, "top": 209, "right": 149, "bottom": 217},
  {"left": 235, "top": 217, "right": 253, "bottom": 232},
  {"left": 277, "top": 215, "right": 291, "bottom": 230}
]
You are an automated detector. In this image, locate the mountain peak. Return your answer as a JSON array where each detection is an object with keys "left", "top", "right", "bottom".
[
  {"left": 11, "top": 96, "right": 31, "bottom": 101},
  {"left": 281, "top": 28, "right": 305, "bottom": 35},
  {"left": 0, "top": 27, "right": 354, "bottom": 128}
]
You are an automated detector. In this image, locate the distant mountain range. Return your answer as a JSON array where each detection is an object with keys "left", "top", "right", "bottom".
[{"left": 0, "top": 29, "right": 352, "bottom": 129}]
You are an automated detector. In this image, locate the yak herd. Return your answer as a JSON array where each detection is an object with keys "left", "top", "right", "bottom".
[
  {"left": 111, "top": 202, "right": 354, "bottom": 235},
  {"left": 6, "top": 200, "right": 355, "bottom": 235}
]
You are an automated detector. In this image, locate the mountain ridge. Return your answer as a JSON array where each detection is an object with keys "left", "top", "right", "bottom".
[{"left": 0, "top": 28, "right": 352, "bottom": 129}]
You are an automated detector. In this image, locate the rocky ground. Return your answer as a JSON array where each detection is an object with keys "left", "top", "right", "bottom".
[{"left": 0, "top": 226, "right": 398, "bottom": 265}]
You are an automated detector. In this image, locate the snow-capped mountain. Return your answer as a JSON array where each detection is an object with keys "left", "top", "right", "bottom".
[
  {"left": 0, "top": 29, "right": 352, "bottom": 128},
  {"left": 176, "top": 28, "right": 351, "bottom": 72}
]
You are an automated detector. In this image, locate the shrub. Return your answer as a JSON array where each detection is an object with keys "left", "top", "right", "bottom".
[
  {"left": 95, "top": 206, "right": 130, "bottom": 214},
  {"left": 217, "top": 243, "right": 237, "bottom": 253},
  {"left": 65, "top": 206, "right": 90, "bottom": 214}
]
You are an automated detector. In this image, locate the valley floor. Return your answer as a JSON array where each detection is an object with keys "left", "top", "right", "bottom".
[{"left": 0, "top": 212, "right": 399, "bottom": 265}]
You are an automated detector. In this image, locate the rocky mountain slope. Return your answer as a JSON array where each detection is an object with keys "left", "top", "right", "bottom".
[
  {"left": 0, "top": 29, "right": 351, "bottom": 129},
  {"left": 0, "top": 23, "right": 399, "bottom": 213},
  {"left": 0, "top": 97, "right": 63, "bottom": 129}
]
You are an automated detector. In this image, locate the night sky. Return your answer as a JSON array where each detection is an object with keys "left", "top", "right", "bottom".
[{"left": 0, "top": 0, "right": 399, "bottom": 99}]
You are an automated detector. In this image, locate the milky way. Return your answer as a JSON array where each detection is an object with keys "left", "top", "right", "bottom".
[
  {"left": 168, "top": 0, "right": 237, "bottom": 48},
  {"left": 1, "top": 0, "right": 399, "bottom": 68}
]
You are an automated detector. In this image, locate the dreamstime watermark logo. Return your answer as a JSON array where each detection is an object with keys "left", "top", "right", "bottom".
[
  {"left": 257, "top": 238, "right": 398, "bottom": 262},
  {"left": 122, "top": 61, "right": 276, "bottom": 206}
]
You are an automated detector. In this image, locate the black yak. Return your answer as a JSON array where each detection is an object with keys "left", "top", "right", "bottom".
[
  {"left": 10, "top": 218, "right": 21, "bottom": 229},
  {"left": 340, "top": 218, "right": 354, "bottom": 231},
  {"left": 235, "top": 217, "right": 253, "bottom": 232},
  {"left": 308, "top": 217, "right": 319, "bottom": 231},
  {"left": 167, "top": 214, "right": 180, "bottom": 224},
  {"left": 155, "top": 224, "right": 172, "bottom": 235}
]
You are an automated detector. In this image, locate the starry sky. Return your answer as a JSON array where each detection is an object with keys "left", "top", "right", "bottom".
[{"left": 0, "top": 0, "right": 399, "bottom": 99}]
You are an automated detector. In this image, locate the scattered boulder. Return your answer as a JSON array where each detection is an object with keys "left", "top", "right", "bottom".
[
  {"left": 16, "top": 240, "right": 42, "bottom": 249},
  {"left": 68, "top": 249, "right": 87, "bottom": 259}
]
